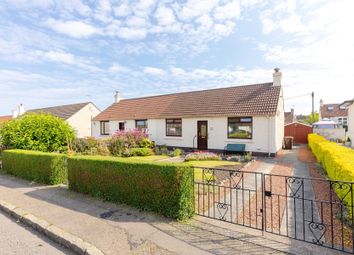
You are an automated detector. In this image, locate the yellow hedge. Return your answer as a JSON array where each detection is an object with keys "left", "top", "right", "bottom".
[{"left": 308, "top": 134, "right": 354, "bottom": 216}]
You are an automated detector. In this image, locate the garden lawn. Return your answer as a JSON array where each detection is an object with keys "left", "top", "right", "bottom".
[{"left": 127, "top": 155, "right": 170, "bottom": 162}]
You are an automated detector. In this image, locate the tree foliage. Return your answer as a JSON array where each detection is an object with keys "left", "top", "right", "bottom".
[
  {"left": 0, "top": 113, "right": 75, "bottom": 152},
  {"left": 305, "top": 112, "right": 319, "bottom": 125}
]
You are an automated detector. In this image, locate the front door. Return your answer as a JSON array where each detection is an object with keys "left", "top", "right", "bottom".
[{"left": 197, "top": 121, "right": 208, "bottom": 150}]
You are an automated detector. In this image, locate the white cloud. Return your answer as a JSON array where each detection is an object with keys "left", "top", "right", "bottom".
[
  {"left": 113, "top": 3, "right": 132, "bottom": 17},
  {"left": 94, "top": 0, "right": 113, "bottom": 23},
  {"left": 125, "top": 16, "right": 149, "bottom": 27},
  {"left": 118, "top": 27, "right": 147, "bottom": 40},
  {"left": 178, "top": 0, "right": 219, "bottom": 21},
  {"left": 42, "top": 51, "right": 75, "bottom": 64},
  {"left": 214, "top": 0, "right": 241, "bottom": 21},
  {"left": 143, "top": 66, "right": 165, "bottom": 76},
  {"left": 46, "top": 18, "right": 98, "bottom": 38},
  {"left": 155, "top": 5, "right": 176, "bottom": 26},
  {"left": 108, "top": 63, "right": 130, "bottom": 73}
]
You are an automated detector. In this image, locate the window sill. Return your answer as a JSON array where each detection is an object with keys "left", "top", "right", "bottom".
[
  {"left": 225, "top": 139, "right": 254, "bottom": 143},
  {"left": 163, "top": 136, "right": 183, "bottom": 140}
]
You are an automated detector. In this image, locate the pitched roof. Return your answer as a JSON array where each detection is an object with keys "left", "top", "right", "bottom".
[
  {"left": 28, "top": 102, "right": 91, "bottom": 120},
  {"left": 320, "top": 103, "right": 348, "bottom": 118},
  {"left": 94, "top": 83, "right": 281, "bottom": 121},
  {"left": 284, "top": 111, "right": 295, "bottom": 125},
  {"left": 0, "top": 115, "right": 12, "bottom": 123}
]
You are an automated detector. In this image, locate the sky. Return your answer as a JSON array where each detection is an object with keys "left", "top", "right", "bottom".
[{"left": 0, "top": 0, "right": 353, "bottom": 116}]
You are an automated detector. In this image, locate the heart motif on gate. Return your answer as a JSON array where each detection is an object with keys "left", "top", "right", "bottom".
[
  {"left": 308, "top": 222, "right": 326, "bottom": 245},
  {"left": 216, "top": 202, "right": 229, "bottom": 221},
  {"left": 287, "top": 177, "right": 303, "bottom": 198},
  {"left": 331, "top": 182, "right": 352, "bottom": 206}
]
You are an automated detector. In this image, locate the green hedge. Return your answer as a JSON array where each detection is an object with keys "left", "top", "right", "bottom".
[
  {"left": 68, "top": 155, "right": 194, "bottom": 220},
  {"left": 308, "top": 134, "right": 354, "bottom": 217},
  {"left": 2, "top": 149, "right": 67, "bottom": 185}
]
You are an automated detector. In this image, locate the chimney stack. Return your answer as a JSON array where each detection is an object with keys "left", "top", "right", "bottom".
[
  {"left": 12, "top": 109, "right": 18, "bottom": 118},
  {"left": 273, "top": 68, "right": 282, "bottom": 86},
  {"left": 320, "top": 99, "right": 324, "bottom": 107},
  {"left": 18, "top": 103, "right": 25, "bottom": 116},
  {"left": 114, "top": 91, "right": 123, "bottom": 103}
]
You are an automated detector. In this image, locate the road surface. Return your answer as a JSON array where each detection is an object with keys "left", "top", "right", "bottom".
[{"left": 0, "top": 211, "right": 73, "bottom": 255}]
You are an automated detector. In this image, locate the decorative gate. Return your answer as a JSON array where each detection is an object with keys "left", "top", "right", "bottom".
[{"left": 194, "top": 167, "right": 354, "bottom": 254}]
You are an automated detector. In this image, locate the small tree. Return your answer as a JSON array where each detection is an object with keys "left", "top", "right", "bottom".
[
  {"left": 0, "top": 113, "right": 75, "bottom": 152},
  {"left": 305, "top": 112, "right": 319, "bottom": 125}
]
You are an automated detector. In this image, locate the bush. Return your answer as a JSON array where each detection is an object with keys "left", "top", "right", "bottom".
[
  {"left": 108, "top": 129, "right": 153, "bottom": 156},
  {"left": 68, "top": 156, "right": 194, "bottom": 220},
  {"left": 0, "top": 113, "right": 75, "bottom": 153},
  {"left": 129, "top": 147, "right": 154, "bottom": 156},
  {"left": 172, "top": 148, "right": 182, "bottom": 157},
  {"left": 138, "top": 138, "right": 154, "bottom": 148},
  {"left": 154, "top": 145, "right": 169, "bottom": 155},
  {"left": 242, "top": 152, "right": 253, "bottom": 163},
  {"left": 184, "top": 152, "right": 221, "bottom": 161},
  {"left": 2, "top": 149, "right": 67, "bottom": 184},
  {"left": 72, "top": 137, "right": 109, "bottom": 156},
  {"left": 308, "top": 134, "right": 354, "bottom": 217}
]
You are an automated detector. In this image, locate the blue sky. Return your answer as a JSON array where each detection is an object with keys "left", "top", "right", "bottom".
[{"left": 1, "top": 0, "right": 353, "bottom": 115}]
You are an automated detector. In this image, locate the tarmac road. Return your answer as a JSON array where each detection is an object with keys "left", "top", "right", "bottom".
[{"left": 0, "top": 211, "right": 73, "bottom": 255}]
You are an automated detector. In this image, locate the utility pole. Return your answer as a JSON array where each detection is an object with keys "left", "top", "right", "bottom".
[{"left": 312, "top": 91, "right": 315, "bottom": 124}]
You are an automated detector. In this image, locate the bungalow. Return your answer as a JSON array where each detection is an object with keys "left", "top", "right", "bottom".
[
  {"left": 341, "top": 99, "right": 354, "bottom": 147},
  {"left": 93, "top": 68, "right": 285, "bottom": 156},
  {"left": 11, "top": 102, "right": 101, "bottom": 138}
]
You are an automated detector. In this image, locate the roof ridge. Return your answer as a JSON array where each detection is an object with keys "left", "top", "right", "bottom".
[
  {"left": 30, "top": 102, "right": 91, "bottom": 111},
  {"left": 120, "top": 82, "right": 273, "bottom": 102}
]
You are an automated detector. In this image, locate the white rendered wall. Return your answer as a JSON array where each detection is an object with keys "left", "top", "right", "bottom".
[
  {"left": 93, "top": 116, "right": 280, "bottom": 154},
  {"left": 66, "top": 103, "right": 100, "bottom": 138}
]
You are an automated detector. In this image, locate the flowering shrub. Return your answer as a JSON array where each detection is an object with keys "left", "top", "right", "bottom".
[
  {"left": 184, "top": 151, "right": 221, "bottom": 161},
  {"left": 108, "top": 129, "right": 153, "bottom": 156}
]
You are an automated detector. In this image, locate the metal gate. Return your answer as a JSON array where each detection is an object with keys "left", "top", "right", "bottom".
[{"left": 194, "top": 167, "right": 354, "bottom": 254}]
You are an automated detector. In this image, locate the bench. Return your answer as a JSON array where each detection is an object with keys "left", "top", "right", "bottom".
[{"left": 224, "top": 144, "right": 246, "bottom": 155}]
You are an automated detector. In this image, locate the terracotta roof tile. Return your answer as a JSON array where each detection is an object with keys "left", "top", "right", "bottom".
[
  {"left": 320, "top": 104, "right": 348, "bottom": 118},
  {"left": 0, "top": 115, "right": 12, "bottom": 123},
  {"left": 28, "top": 102, "right": 91, "bottom": 120},
  {"left": 94, "top": 83, "right": 281, "bottom": 121},
  {"left": 284, "top": 111, "right": 295, "bottom": 124}
]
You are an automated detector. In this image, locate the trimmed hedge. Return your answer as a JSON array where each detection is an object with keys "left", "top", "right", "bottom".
[
  {"left": 308, "top": 134, "right": 354, "bottom": 216},
  {"left": 68, "top": 155, "right": 194, "bottom": 220},
  {"left": 2, "top": 150, "right": 67, "bottom": 185}
]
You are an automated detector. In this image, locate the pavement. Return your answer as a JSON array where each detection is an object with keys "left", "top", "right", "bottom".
[
  {"left": 0, "top": 210, "right": 74, "bottom": 255},
  {"left": 0, "top": 152, "right": 347, "bottom": 255}
]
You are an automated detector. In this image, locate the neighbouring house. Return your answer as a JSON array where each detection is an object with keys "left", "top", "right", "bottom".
[
  {"left": 341, "top": 99, "right": 354, "bottom": 147},
  {"left": 10, "top": 102, "right": 100, "bottom": 138},
  {"left": 93, "top": 68, "right": 285, "bottom": 156},
  {"left": 312, "top": 119, "right": 346, "bottom": 141},
  {"left": 319, "top": 99, "right": 348, "bottom": 129},
  {"left": 284, "top": 108, "right": 296, "bottom": 125},
  {"left": 0, "top": 115, "right": 12, "bottom": 123}
]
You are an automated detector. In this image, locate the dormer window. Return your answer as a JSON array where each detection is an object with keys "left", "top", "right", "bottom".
[
  {"left": 340, "top": 105, "right": 346, "bottom": 110},
  {"left": 327, "top": 106, "right": 334, "bottom": 111}
]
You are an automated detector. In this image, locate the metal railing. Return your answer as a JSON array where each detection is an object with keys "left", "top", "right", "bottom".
[{"left": 194, "top": 167, "right": 354, "bottom": 253}]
